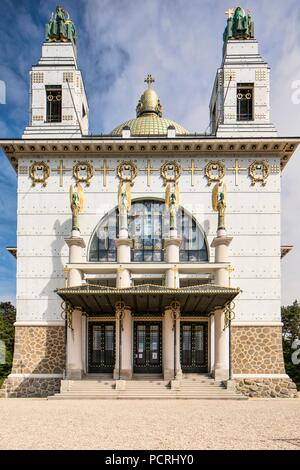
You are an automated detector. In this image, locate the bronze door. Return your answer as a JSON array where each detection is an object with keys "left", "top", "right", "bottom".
[
  {"left": 133, "top": 322, "right": 162, "bottom": 373},
  {"left": 88, "top": 322, "right": 115, "bottom": 373},
  {"left": 180, "top": 322, "right": 208, "bottom": 373}
]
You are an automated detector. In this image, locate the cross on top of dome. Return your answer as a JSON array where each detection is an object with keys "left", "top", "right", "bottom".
[{"left": 144, "top": 74, "right": 155, "bottom": 88}]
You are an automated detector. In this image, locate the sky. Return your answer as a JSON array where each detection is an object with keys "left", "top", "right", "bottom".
[{"left": 0, "top": 0, "right": 300, "bottom": 306}]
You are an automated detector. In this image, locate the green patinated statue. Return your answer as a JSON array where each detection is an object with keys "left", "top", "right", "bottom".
[
  {"left": 45, "top": 6, "right": 76, "bottom": 44},
  {"left": 223, "top": 7, "right": 254, "bottom": 43}
]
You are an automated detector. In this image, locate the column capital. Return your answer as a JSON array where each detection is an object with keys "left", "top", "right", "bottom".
[
  {"left": 65, "top": 236, "right": 86, "bottom": 249},
  {"left": 115, "top": 238, "right": 133, "bottom": 248},
  {"left": 115, "top": 301, "right": 131, "bottom": 318},
  {"left": 164, "top": 238, "right": 182, "bottom": 249},
  {"left": 211, "top": 236, "right": 233, "bottom": 249},
  {"left": 164, "top": 300, "right": 181, "bottom": 319}
]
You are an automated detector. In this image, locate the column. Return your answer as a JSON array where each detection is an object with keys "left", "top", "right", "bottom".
[
  {"left": 164, "top": 235, "right": 182, "bottom": 381},
  {"left": 165, "top": 266, "right": 180, "bottom": 289},
  {"left": 116, "top": 265, "right": 131, "bottom": 288},
  {"left": 113, "top": 303, "right": 122, "bottom": 380},
  {"left": 214, "top": 309, "right": 229, "bottom": 381},
  {"left": 163, "top": 307, "right": 174, "bottom": 380},
  {"left": 211, "top": 229, "right": 232, "bottom": 287},
  {"left": 174, "top": 309, "right": 182, "bottom": 380},
  {"left": 66, "top": 309, "right": 83, "bottom": 379},
  {"left": 120, "top": 308, "right": 133, "bottom": 379},
  {"left": 209, "top": 314, "right": 215, "bottom": 373},
  {"left": 164, "top": 237, "right": 181, "bottom": 289},
  {"left": 115, "top": 221, "right": 133, "bottom": 378},
  {"left": 115, "top": 233, "right": 132, "bottom": 288},
  {"left": 211, "top": 228, "right": 232, "bottom": 381},
  {"left": 81, "top": 314, "right": 87, "bottom": 374},
  {"left": 65, "top": 230, "right": 86, "bottom": 380}
]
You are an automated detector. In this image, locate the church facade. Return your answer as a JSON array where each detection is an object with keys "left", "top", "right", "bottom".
[{"left": 1, "top": 6, "right": 298, "bottom": 398}]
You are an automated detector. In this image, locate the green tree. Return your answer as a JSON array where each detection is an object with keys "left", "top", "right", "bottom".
[
  {"left": 0, "top": 302, "right": 16, "bottom": 386},
  {"left": 282, "top": 301, "right": 300, "bottom": 390}
]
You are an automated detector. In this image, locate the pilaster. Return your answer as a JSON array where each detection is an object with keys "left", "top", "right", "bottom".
[
  {"left": 211, "top": 231, "right": 232, "bottom": 286},
  {"left": 65, "top": 230, "right": 86, "bottom": 379},
  {"left": 120, "top": 308, "right": 133, "bottom": 379},
  {"left": 213, "top": 308, "right": 229, "bottom": 381},
  {"left": 114, "top": 231, "right": 133, "bottom": 378},
  {"left": 163, "top": 307, "right": 175, "bottom": 380},
  {"left": 164, "top": 237, "right": 181, "bottom": 289},
  {"left": 211, "top": 228, "right": 232, "bottom": 381}
]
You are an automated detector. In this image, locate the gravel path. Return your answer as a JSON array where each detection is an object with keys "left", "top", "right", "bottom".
[{"left": 0, "top": 398, "right": 299, "bottom": 450}]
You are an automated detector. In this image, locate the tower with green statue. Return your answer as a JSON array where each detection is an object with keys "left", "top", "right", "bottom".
[
  {"left": 45, "top": 6, "right": 76, "bottom": 44},
  {"left": 223, "top": 7, "right": 254, "bottom": 43}
]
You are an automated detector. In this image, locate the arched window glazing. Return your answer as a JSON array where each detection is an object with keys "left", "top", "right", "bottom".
[{"left": 89, "top": 200, "right": 208, "bottom": 263}]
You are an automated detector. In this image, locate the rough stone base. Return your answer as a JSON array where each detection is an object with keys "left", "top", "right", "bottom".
[
  {"left": 0, "top": 377, "right": 61, "bottom": 398},
  {"left": 235, "top": 378, "right": 298, "bottom": 398},
  {"left": 232, "top": 326, "right": 286, "bottom": 375},
  {"left": 11, "top": 326, "right": 65, "bottom": 375}
]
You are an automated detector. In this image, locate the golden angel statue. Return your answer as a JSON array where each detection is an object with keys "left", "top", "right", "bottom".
[
  {"left": 69, "top": 182, "right": 84, "bottom": 231},
  {"left": 212, "top": 182, "right": 227, "bottom": 230},
  {"left": 118, "top": 180, "right": 131, "bottom": 213},
  {"left": 165, "top": 181, "right": 180, "bottom": 231},
  {"left": 118, "top": 180, "right": 131, "bottom": 233}
]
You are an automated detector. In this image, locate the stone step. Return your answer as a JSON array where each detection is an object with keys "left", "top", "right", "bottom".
[
  {"left": 50, "top": 394, "right": 245, "bottom": 400},
  {"left": 67, "top": 386, "right": 224, "bottom": 392},
  {"left": 50, "top": 376, "right": 246, "bottom": 400},
  {"left": 68, "top": 389, "right": 177, "bottom": 393},
  {"left": 50, "top": 395, "right": 245, "bottom": 400},
  {"left": 68, "top": 385, "right": 116, "bottom": 389},
  {"left": 52, "top": 391, "right": 244, "bottom": 397}
]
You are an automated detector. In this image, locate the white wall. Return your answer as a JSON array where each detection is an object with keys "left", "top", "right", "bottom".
[{"left": 16, "top": 154, "right": 281, "bottom": 323}]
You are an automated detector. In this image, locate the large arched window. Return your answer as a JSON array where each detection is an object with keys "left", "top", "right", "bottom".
[{"left": 89, "top": 199, "right": 209, "bottom": 263}]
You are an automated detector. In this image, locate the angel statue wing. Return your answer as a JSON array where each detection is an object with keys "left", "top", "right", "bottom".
[
  {"left": 212, "top": 183, "right": 219, "bottom": 212},
  {"left": 77, "top": 182, "right": 84, "bottom": 211},
  {"left": 165, "top": 183, "right": 170, "bottom": 209},
  {"left": 174, "top": 181, "right": 180, "bottom": 208},
  {"left": 69, "top": 183, "right": 84, "bottom": 211},
  {"left": 126, "top": 182, "right": 131, "bottom": 211},
  {"left": 117, "top": 180, "right": 122, "bottom": 210},
  {"left": 69, "top": 184, "right": 74, "bottom": 207},
  {"left": 222, "top": 183, "right": 227, "bottom": 208}
]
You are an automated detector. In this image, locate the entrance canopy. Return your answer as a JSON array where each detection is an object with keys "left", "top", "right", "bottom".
[{"left": 56, "top": 284, "right": 240, "bottom": 316}]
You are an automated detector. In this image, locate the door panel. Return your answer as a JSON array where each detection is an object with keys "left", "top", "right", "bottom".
[
  {"left": 180, "top": 322, "right": 208, "bottom": 373},
  {"left": 135, "top": 324, "right": 147, "bottom": 367},
  {"left": 181, "top": 324, "right": 192, "bottom": 367},
  {"left": 149, "top": 324, "right": 160, "bottom": 367},
  {"left": 133, "top": 322, "right": 162, "bottom": 373},
  {"left": 88, "top": 322, "right": 115, "bottom": 373}
]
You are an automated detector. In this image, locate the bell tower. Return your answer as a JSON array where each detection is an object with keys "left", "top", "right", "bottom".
[
  {"left": 209, "top": 7, "right": 277, "bottom": 137},
  {"left": 23, "top": 6, "right": 89, "bottom": 139}
]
